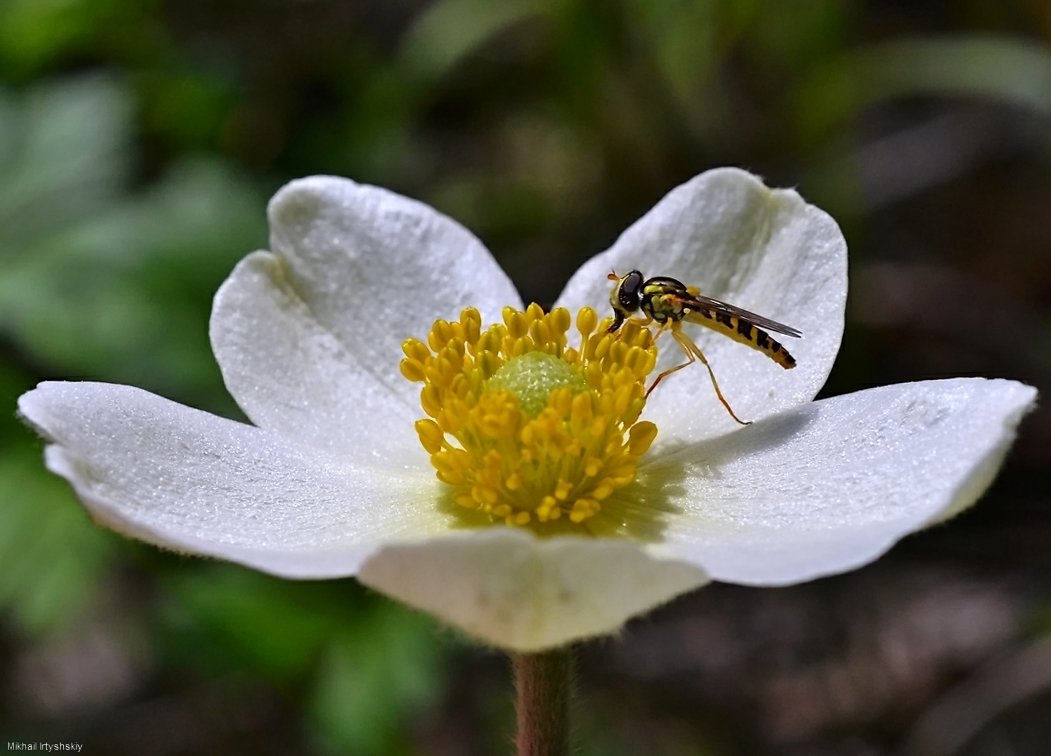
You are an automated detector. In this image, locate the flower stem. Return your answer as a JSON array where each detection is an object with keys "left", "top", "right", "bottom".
[{"left": 513, "top": 647, "right": 573, "bottom": 756}]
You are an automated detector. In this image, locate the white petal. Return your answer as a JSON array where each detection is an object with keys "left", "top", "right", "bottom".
[
  {"left": 359, "top": 528, "right": 708, "bottom": 651},
  {"left": 645, "top": 378, "right": 1036, "bottom": 584},
  {"left": 18, "top": 382, "right": 450, "bottom": 578},
  {"left": 211, "top": 251, "right": 419, "bottom": 459},
  {"left": 211, "top": 176, "right": 522, "bottom": 452},
  {"left": 557, "top": 168, "right": 847, "bottom": 442}
]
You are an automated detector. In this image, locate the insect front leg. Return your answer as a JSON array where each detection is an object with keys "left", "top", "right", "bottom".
[{"left": 611, "top": 311, "right": 654, "bottom": 338}]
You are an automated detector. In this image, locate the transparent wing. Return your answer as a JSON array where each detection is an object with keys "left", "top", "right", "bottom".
[{"left": 679, "top": 293, "right": 802, "bottom": 338}]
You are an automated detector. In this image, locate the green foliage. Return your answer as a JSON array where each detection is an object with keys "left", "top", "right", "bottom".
[
  {"left": 0, "top": 442, "right": 112, "bottom": 637},
  {"left": 795, "top": 35, "right": 1051, "bottom": 143},
  {"left": 401, "top": 0, "right": 541, "bottom": 83},
  {"left": 0, "top": 75, "right": 264, "bottom": 402},
  {"left": 308, "top": 602, "right": 446, "bottom": 755},
  {"left": 0, "top": 0, "right": 147, "bottom": 77},
  {"left": 158, "top": 567, "right": 446, "bottom": 754}
]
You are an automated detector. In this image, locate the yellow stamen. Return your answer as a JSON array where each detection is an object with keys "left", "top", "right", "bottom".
[{"left": 401, "top": 304, "right": 658, "bottom": 530}]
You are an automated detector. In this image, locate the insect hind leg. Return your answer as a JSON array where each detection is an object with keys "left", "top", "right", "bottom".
[{"left": 646, "top": 323, "right": 752, "bottom": 426}]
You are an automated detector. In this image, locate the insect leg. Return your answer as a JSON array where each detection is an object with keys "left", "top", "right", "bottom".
[
  {"left": 676, "top": 328, "right": 752, "bottom": 428},
  {"left": 643, "top": 321, "right": 752, "bottom": 424},
  {"left": 644, "top": 323, "right": 694, "bottom": 398},
  {"left": 611, "top": 312, "right": 654, "bottom": 338}
]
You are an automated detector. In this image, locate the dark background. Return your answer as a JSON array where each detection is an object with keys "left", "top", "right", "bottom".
[{"left": 1, "top": 2, "right": 1049, "bottom": 754}]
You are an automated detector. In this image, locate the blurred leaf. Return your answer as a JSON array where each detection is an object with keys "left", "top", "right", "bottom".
[
  {"left": 858, "top": 36, "right": 1051, "bottom": 115},
  {"left": 0, "top": 76, "right": 265, "bottom": 402},
  {"left": 309, "top": 603, "right": 446, "bottom": 756},
  {"left": 0, "top": 75, "right": 130, "bottom": 248},
  {"left": 0, "top": 0, "right": 137, "bottom": 76},
  {"left": 328, "top": 66, "right": 421, "bottom": 181},
  {"left": 429, "top": 174, "right": 551, "bottom": 240},
  {"left": 747, "top": 0, "right": 849, "bottom": 71},
  {"left": 159, "top": 566, "right": 448, "bottom": 754},
  {"left": 0, "top": 363, "right": 26, "bottom": 435},
  {"left": 159, "top": 568, "right": 351, "bottom": 681},
  {"left": 0, "top": 444, "right": 112, "bottom": 637},
  {"left": 797, "top": 35, "right": 1051, "bottom": 140},
  {"left": 400, "top": 0, "right": 540, "bottom": 82},
  {"left": 630, "top": 0, "right": 726, "bottom": 108},
  {"left": 138, "top": 67, "right": 239, "bottom": 151}
]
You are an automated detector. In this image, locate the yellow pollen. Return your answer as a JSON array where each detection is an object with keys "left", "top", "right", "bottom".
[{"left": 401, "top": 303, "right": 659, "bottom": 530}]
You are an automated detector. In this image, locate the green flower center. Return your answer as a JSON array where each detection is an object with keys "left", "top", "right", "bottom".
[{"left": 486, "top": 351, "right": 588, "bottom": 418}]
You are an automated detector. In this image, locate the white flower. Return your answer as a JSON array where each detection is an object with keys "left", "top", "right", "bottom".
[{"left": 18, "top": 168, "right": 1036, "bottom": 651}]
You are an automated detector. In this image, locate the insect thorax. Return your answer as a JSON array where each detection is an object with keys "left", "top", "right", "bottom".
[{"left": 641, "top": 277, "right": 689, "bottom": 323}]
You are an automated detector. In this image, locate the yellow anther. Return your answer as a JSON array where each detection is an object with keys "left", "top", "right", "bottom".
[
  {"left": 420, "top": 385, "right": 442, "bottom": 418},
  {"left": 628, "top": 421, "right": 658, "bottom": 456},
  {"left": 432, "top": 452, "right": 467, "bottom": 486},
  {"left": 399, "top": 358, "right": 425, "bottom": 382},
  {"left": 551, "top": 387, "right": 573, "bottom": 417},
  {"left": 462, "top": 308, "right": 481, "bottom": 343},
  {"left": 455, "top": 493, "right": 479, "bottom": 509},
  {"left": 402, "top": 303, "right": 659, "bottom": 531},
  {"left": 571, "top": 391, "right": 592, "bottom": 422},
  {"left": 414, "top": 419, "right": 445, "bottom": 454},
  {"left": 402, "top": 338, "right": 430, "bottom": 361},
  {"left": 593, "top": 334, "right": 610, "bottom": 360},
  {"left": 577, "top": 307, "right": 597, "bottom": 338}
]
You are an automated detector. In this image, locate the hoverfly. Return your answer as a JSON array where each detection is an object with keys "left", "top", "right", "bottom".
[{"left": 607, "top": 270, "right": 801, "bottom": 426}]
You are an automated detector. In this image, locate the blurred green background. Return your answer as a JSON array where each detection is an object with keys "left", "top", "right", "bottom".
[{"left": 2, "top": 1, "right": 1050, "bottom": 754}]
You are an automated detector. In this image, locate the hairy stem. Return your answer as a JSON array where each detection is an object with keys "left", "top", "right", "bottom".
[{"left": 513, "top": 647, "right": 573, "bottom": 756}]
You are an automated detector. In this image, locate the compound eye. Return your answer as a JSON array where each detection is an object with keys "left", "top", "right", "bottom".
[{"left": 618, "top": 270, "right": 643, "bottom": 310}]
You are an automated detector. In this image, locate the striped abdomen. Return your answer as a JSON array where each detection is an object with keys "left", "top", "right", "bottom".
[{"left": 684, "top": 308, "right": 797, "bottom": 369}]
